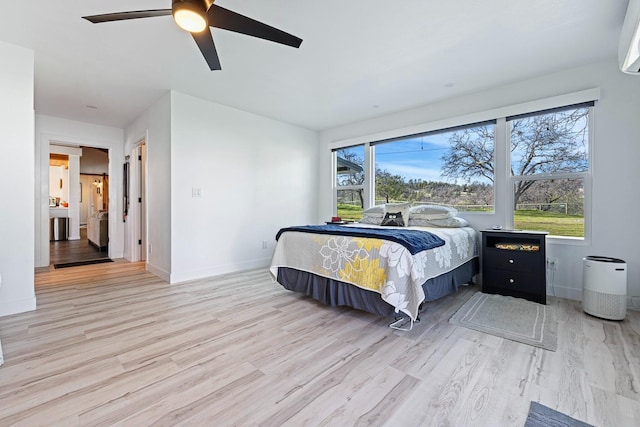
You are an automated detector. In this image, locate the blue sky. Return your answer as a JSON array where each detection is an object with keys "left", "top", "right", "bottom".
[
  {"left": 340, "top": 132, "right": 456, "bottom": 182},
  {"left": 375, "top": 134, "right": 452, "bottom": 182},
  {"left": 341, "top": 111, "right": 588, "bottom": 185},
  {"left": 340, "top": 123, "right": 501, "bottom": 185}
]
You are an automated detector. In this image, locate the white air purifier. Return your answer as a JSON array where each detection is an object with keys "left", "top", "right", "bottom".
[{"left": 582, "top": 256, "right": 627, "bottom": 320}]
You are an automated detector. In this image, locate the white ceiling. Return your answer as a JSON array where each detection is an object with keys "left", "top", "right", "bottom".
[{"left": 0, "top": 0, "right": 629, "bottom": 131}]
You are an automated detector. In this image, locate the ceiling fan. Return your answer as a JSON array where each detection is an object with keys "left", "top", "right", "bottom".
[{"left": 82, "top": 0, "right": 303, "bottom": 70}]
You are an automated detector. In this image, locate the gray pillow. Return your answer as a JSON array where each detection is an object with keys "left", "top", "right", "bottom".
[
  {"left": 383, "top": 202, "right": 411, "bottom": 227},
  {"left": 380, "top": 211, "right": 405, "bottom": 227}
]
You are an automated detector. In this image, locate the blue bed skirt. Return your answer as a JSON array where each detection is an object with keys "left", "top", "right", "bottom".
[{"left": 276, "top": 257, "right": 478, "bottom": 318}]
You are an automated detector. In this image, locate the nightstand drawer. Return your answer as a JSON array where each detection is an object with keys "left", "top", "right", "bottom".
[
  {"left": 484, "top": 269, "right": 542, "bottom": 294},
  {"left": 483, "top": 248, "right": 540, "bottom": 272}
]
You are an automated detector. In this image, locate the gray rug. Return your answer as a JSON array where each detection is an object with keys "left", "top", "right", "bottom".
[
  {"left": 525, "top": 401, "right": 593, "bottom": 426},
  {"left": 449, "top": 292, "right": 557, "bottom": 351}
]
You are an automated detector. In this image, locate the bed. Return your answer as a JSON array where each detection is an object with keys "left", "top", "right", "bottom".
[{"left": 269, "top": 221, "right": 479, "bottom": 324}]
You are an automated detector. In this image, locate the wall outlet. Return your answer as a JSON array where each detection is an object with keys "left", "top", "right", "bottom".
[
  {"left": 192, "top": 187, "right": 202, "bottom": 198},
  {"left": 148, "top": 243, "right": 152, "bottom": 254},
  {"left": 546, "top": 257, "right": 558, "bottom": 270},
  {"left": 262, "top": 240, "right": 268, "bottom": 249}
]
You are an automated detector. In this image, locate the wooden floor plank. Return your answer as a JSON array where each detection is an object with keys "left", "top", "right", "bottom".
[{"left": 0, "top": 262, "right": 638, "bottom": 425}]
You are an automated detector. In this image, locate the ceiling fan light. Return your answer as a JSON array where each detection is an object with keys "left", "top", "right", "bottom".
[{"left": 173, "top": 2, "right": 207, "bottom": 33}]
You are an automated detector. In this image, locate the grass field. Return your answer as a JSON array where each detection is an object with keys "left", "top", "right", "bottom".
[
  {"left": 337, "top": 204, "right": 584, "bottom": 237},
  {"left": 514, "top": 209, "right": 584, "bottom": 237},
  {"left": 337, "top": 204, "right": 366, "bottom": 221}
]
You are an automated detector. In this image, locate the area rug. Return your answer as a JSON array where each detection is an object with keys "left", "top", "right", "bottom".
[
  {"left": 525, "top": 402, "right": 593, "bottom": 427},
  {"left": 449, "top": 292, "right": 557, "bottom": 351},
  {"left": 54, "top": 258, "right": 113, "bottom": 269}
]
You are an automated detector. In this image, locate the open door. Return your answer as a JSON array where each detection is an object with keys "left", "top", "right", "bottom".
[{"left": 126, "top": 141, "right": 147, "bottom": 263}]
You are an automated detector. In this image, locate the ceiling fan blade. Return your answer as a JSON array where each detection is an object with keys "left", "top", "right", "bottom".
[
  {"left": 207, "top": 5, "right": 302, "bottom": 48},
  {"left": 191, "top": 30, "right": 222, "bottom": 71},
  {"left": 82, "top": 10, "right": 172, "bottom": 24}
]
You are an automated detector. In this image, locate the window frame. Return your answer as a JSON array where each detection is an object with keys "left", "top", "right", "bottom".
[
  {"left": 332, "top": 144, "right": 370, "bottom": 216},
  {"left": 328, "top": 89, "right": 599, "bottom": 245},
  {"left": 505, "top": 104, "right": 594, "bottom": 243}
]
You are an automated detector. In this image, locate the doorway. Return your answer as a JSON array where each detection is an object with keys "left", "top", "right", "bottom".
[{"left": 49, "top": 146, "right": 110, "bottom": 266}]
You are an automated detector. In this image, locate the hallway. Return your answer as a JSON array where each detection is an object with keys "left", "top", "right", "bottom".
[{"left": 50, "top": 226, "right": 109, "bottom": 266}]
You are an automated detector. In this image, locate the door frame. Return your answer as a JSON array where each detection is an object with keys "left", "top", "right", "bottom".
[
  {"left": 127, "top": 138, "right": 147, "bottom": 263},
  {"left": 39, "top": 141, "right": 114, "bottom": 267}
]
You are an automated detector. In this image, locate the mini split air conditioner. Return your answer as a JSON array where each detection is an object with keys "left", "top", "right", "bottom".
[{"left": 619, "top": 0, "right": 640, "bottom": 74}]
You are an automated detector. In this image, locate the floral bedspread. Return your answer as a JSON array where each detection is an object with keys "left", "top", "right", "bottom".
[{"left": 269, "top": 224, "right": 479, "bottom": 321}]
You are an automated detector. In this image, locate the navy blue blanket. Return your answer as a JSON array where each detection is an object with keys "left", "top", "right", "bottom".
[{"left": 275, "top": 224, "right": 445, "bottom": 255}]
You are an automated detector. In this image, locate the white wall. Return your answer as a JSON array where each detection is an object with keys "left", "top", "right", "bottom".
[
  {"left": 168, "top": 92, "right": 319, "bottom": 283},
  {"left": 48, "top": 165, "right": 68, "bottom": 201},
  {"left": 0, "top": 41, "right": 35, "bottom": 316},
  {"left": 124, "top": 93, "right": 172, "bottom": 279},
  {"left": 35, "top": 116, "right": 124, "bottom": 267},
  {"left": 124, "top": 92, "right": 319, "bottom": 283},
  {"left": 319, "top": 58, "right": 640, "bottom": 309}
]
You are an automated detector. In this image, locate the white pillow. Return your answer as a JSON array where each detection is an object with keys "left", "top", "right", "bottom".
[
  {"left": 363, "top": 205, "right": 385, "bottom": 214},
  {"left": 359, "top": 205, "right": 385, "bottom": 225},
  {"left": 409, "top": 204, "right": 457, "bottom": 220},
  {"left": 382, "top": 202, "right": 411, "bottom": 227},
  {"left": 408, "top": 216, "right": 469, "bottom": 228}
]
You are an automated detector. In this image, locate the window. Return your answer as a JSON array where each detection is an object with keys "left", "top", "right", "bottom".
[
  {"left": 508, "top": 103, "right": 591, "bottom": 238},
  {"left": 330, "top": 92, "right": 596, "bottom": 241},
  {"left": 335, "top": 145, "right": 365, "bottom": 221},
  {"left": 373, "top": 121, "right": 495, "bottom": 211}
]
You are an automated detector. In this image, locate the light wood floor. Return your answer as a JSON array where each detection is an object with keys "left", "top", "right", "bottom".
[
  {"left": 49, "top": 227, "right": 109, "bottom": 266},
  {"left": 0, "top": 262, "right": 639, "bottom": 426}
]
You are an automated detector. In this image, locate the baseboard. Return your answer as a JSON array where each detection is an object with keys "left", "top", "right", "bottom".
[
  {"left": 146, "top": 263, "right": 170, "bottom": 282},
  {"left": 0, "top": 296, "right": 37, "bottom": 317},
  {"left": 547, "top": 284, "right": 640, "bottom": 312},
  {"left": 169, "top": 257, "right": 272, "bottom": 284},
  {"left": 627, "top": 296, "right": 640, "bottom": 312},
  {"left": 547, "top": 284, "right": 582, "bottom": 301}
]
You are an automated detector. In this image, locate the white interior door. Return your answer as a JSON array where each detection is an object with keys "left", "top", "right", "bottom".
[{"left": 138, "top": 143, "right": 147, "bottom": 261}]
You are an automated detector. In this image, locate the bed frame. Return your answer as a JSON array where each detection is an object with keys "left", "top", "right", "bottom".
[{"left": 275, "top": 258, "right": 478, "bottom": 319}]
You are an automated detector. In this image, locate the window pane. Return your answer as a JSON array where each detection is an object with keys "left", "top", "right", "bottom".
[
  {"left": 336, "top": 146, "right": 364, "bottom": 187},
  {"left": 374, "top": 123, "right": 494, "bottom": 211},
  {"left": 513, "top": 178, "right": 584, "bottom": 237},
  {"left": 510, "top": 107, "right": 589, "bottom": 176},
  {"left": 337, "top": 189, "right": 363, "bottom": 220}
]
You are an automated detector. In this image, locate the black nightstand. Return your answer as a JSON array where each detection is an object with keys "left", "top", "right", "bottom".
[{"left": 481, "top": 230, "right": 547, "bottom": 304}]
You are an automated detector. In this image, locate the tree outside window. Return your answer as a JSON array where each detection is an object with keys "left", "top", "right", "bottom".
[
  {"left": 508, "top": 105, "right": 590, "bottom": 237},
  {"left": 375, "top": 122, "right": 495, "bottom": 211},
  {"left": 336, "top": 146, "right": 365, "bottom": 220},
  {"left": 332, "top": 101, "right": 592, "bottom": 238}
]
